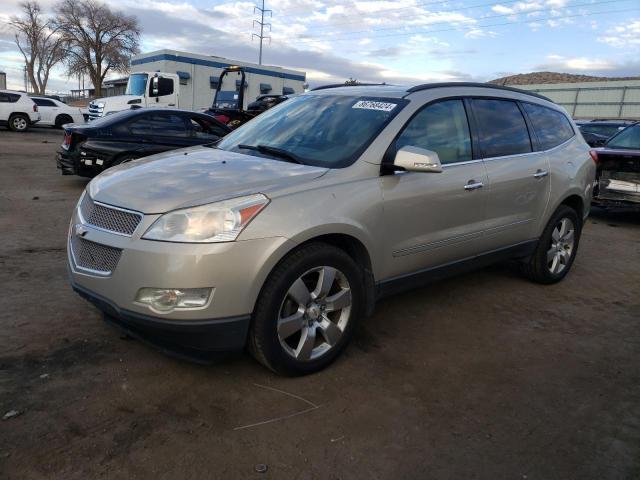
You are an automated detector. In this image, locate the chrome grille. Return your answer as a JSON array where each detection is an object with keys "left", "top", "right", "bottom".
[
  {"left": 70, "top": 235, "right": 122, "bottom": 275},
  {"left": 80, "top": 194, "right": 142, "bottom": 236}
]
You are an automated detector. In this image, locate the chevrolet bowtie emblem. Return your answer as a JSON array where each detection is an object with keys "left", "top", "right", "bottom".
[{"left": 74, "top": 224, "right": 88, "bottom": 237}]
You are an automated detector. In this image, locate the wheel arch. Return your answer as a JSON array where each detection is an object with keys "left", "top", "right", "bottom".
[
  {"left": 55, "top": 113, "right": 73, "bottom": 127},
  {"left": 253, "top": 229, "right": 378, "bottom": 318}
]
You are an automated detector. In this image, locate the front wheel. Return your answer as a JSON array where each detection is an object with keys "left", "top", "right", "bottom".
[
  {"left": 521, "top": 205, "right": 581, "bottom": 284},
  {"left": 8, "top": 114, "right": 29, "bottom": 132},
  {"left": 249, "top": 243, "right": 365, "bottom": 376}
]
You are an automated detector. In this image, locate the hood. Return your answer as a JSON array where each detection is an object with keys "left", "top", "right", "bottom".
[{"left": 88, "top": 147, "right": 329, "bottom": 213}]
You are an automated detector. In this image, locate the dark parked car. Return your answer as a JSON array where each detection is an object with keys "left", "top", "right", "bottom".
[
  {"left": 56, "top": 108, "right": 231, "bottom": 177},
  {"left": 577, "top": 119, "right": 635, "bottom": 147},
  {"left": 591, "top": 122, "right": 640, "bottom": 208}
]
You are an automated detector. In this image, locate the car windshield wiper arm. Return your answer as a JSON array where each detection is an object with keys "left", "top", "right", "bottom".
[{"left": 238, "top": 144, "right": 305, "bottom": 164}]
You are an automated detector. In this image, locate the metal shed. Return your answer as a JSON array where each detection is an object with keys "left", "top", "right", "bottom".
[{"left": 515, "top": 80, "right": 640, "bottom": 120}]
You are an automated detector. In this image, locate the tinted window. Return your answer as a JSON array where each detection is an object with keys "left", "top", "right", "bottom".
[
  {"left": 33, "top": 98, "right": 57, "bottom": 107},
  {"left": 128, "top": 114, "right": 187, "bottom": 138},
  {"left": 188, "top": 116, "right": 228, "bottom": 140},
  {"left": 473, "top": 99, "right": 532, "bottom": 157},
  {"left": 522, "top": 103, "right": 574, "bottom": 150},
  {"left": 607, "top": 124, "right": 640, "bottom": 149},
  {"left": 0, "top": 93, "right": 20, "bottom": 103},
  {"left": 396, "top": 99, "right": 472, "bottom": 164},
  {"left": 580, "top": 124, "right": 622, "bottom": 138}
]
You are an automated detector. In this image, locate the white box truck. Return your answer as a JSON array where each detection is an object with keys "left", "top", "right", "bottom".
[{"left": 88, "top": 49, "right": 306, "bottom": 120}]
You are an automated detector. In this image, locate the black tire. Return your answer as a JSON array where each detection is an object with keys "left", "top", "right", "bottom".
[
  {"left": 8, "top": 113, "right": 29, "bottom": 132},
  {"left": 249, "top": 243, "right": 365, "bottom": 376},
  {"left": 54, "top": 114, "right": 73, "bottom": 129},
  {"left": 521, "top": 205, "right": 582, "bottom": 284}
]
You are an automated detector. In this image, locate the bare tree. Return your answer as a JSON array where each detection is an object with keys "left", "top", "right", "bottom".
[
  {"left": 53, "top": 0, "right": 140, "bottom": 97},
  {"left": 9, "top": 1, "right": 66, "bottom": 94}
]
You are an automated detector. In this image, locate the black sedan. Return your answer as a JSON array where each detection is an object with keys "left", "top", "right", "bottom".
[
  {"left": 577, "top": 119, "right": 635, "bottom": 147},
  {"left": 56, "top": 108, "right": 231, "bottom": 177}
]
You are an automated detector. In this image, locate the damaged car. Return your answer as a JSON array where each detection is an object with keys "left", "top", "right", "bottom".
[
  {"left": 56, "top": 108, "right": 231, "bottom": 177},
  {"left": 591, "top": 122, "right": 640, "bottom": 209}
]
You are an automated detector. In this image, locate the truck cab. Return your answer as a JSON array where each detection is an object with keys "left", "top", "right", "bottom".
[{"left": 88, "top": 72, "right": 179, "bottom": 120}]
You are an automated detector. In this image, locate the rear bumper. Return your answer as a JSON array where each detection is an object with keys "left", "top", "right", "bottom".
[
  {"left": 56, "top": 148, "right": 98, "bottom": 177},
  {"left": 73, "top": 283, "right": 251, "bottom": 362},
  {"left": 594, "top": 172, "right": 640, "bottom": 207}
]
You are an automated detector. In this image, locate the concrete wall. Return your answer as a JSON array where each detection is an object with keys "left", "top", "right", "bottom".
[
  {"left": 130, "top": 49, "right": 306, "bottom": 110},
  {"left": 515, "top": 80, "right": 640, "bottom": 119}
]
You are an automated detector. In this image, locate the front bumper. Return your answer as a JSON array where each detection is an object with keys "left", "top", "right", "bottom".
[
  {"left": 68, "top": 201, "right": 296, "bottom": 353},
  {"left": 73, "top": 283, "right": 250, "bottom": 362}
]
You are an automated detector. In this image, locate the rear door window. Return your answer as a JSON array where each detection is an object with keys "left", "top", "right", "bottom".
[
  {"left": 128, "top": 114, "right": 188, "bottom": 138},
  {"left": 396, "top": 99, "right": 472, "bottom": 164},
  {"left": 472, "top": 99, "right": 532, "bottom": 158},
  {"left": 522, "top": 103, "right": 574, "bottom": 150}
]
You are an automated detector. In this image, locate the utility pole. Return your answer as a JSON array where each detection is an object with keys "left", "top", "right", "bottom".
[{"left": 252, "top": 0, "right": 271, "bottom": 65}]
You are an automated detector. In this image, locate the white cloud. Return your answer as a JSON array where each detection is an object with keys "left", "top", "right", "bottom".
[
  {"left": 597, "top": 20, "right": 640, "bottom": 49},
  {"left": 464, "top": 28, "right": 497, "bottom": 39}
]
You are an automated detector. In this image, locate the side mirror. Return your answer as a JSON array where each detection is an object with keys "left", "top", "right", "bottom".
[
  {"left": 393, "top": 146, "right": 443, "bottom": 173},
  {"left": 151, "top": 76, "right": 159, "bottom": 97}
]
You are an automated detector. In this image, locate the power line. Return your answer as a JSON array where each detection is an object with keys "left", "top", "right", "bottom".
[
  {"left": 252, "top": 0, "right": 272, "bottom": 65},
  {"left": 290, "top": 0, "right": 637, "bottom": 45}
]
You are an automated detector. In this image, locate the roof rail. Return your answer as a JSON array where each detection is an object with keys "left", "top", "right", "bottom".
[
  {"left": 311, "top": 82, "right": 390, "bottom": 91},
  {"left": 406, "top": 82, "right": 551, "bottom": 101}
]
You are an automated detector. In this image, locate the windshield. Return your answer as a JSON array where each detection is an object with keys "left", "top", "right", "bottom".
[
  {"left": 125, "top": 74, "right": 148, "bottom": 96},
  {"left": 606, "top": 124, "right": 640, "bottom": 150},
  {"left": 580, "top": 124, "right": 623, "bottom": 138},
  {"left": 217, "top": 94, "right": 406, "bottom": 167},
  {"left": 214, "top": 91, "right": 239, "bottom": 110}
]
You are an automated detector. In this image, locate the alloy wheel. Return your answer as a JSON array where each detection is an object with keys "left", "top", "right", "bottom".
[
  {"left": 13, "top": 117, "right": 27, "bottom": 131},
  {"left": 277, "top": 266, "right": 352, "bottom": 362},
  {"left": 547, "top": 217, "right": 575, "bottom": 274}
]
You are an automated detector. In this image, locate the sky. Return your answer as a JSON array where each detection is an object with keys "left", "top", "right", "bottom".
[{"left": 0, "top": 0, "right": 638, "bottom": 93}]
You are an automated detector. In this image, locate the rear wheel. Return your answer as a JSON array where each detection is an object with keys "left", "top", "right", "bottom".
[
  {"left": 521, "top": 205, "right": 581, "bottom": 284},
  {"left": 8, "top": 114, "right": 29, "bottom": 132},
  {"left": 249, "top": 243, "right": 364, "bottom": 376}
]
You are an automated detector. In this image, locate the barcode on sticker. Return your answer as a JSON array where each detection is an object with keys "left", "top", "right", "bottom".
[{"left": 352, "top": 100, "right": 397, "bottom": 112}]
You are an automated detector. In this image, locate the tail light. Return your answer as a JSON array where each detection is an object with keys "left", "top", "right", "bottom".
[
  {"left": 62, "top": 131, "right": 72, "bottom": 150},
  {"left": 33, "top": 104, "right": 38, "bottom": 112},
  {"left": 589, "top": 150, "right": 598, "bottom": 164}
]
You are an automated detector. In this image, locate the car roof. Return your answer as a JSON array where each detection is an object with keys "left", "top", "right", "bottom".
[{"left": 306, "top": 82, "right": 551, "bottom": 102}]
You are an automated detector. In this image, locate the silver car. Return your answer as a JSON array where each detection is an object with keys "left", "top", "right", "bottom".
[{"left": 68, "top": 83, "right": 595, "bottom": 375}]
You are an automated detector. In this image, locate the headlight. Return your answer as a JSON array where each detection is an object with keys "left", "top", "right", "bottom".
[
  {"left": 97, "top": 102, "right": 105, "bottom": 108},
  {"left": 142, "top": 194, "right": 269, "bottom": 243}
]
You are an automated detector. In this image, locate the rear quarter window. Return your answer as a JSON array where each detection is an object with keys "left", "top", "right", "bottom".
[
  {"left": 0, "top": 93, "right": 20, "bottom": 103},
  {"left": 472, "top": 99, "right": 532, "bottom": 158},
  {"left": 522, "top": 103, "right": 575, "bottom": 150}
]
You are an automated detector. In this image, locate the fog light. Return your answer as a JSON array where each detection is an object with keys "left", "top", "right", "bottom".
[{"left": 135, "top": 288, "right": 212, "bottom": 313}]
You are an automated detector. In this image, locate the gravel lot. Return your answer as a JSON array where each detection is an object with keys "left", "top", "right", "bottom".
[{"left": 1, "top": 128, "right": 639, "bottom": 480}]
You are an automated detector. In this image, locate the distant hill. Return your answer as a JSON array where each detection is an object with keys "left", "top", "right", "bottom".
[{"left": 489, "top": 71, "right": 640, "bottom": 85}]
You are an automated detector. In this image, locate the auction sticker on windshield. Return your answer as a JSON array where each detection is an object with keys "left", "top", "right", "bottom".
[{"left": 352, "top": 100, "right": 397, "bottom": 112}]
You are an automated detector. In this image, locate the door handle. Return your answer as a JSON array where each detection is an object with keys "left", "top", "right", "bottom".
[
  {"left": 533, "top": 169, "right": 549, "bottom": 179},
  {"left": 464, "top": 180, "right": 484, "bottom": 191}
]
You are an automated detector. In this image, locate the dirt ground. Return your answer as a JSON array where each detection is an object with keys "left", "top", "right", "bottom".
[{"left": 1, "top": 128, "right": 639, "bottom": 480}]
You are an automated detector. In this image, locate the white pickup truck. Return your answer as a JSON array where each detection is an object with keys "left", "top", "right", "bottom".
[{"left": 88, "top": 72, "right": 181, "bottom": 120}]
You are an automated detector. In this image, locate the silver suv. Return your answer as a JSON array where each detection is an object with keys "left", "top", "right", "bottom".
[{"left": 68, "top": 83, "right": 595, "bottom": 375}]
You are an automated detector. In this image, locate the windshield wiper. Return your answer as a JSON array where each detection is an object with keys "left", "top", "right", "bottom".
[{"left": 238, "top": 144, "right": 305, "bottom": 164}]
